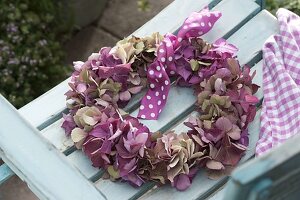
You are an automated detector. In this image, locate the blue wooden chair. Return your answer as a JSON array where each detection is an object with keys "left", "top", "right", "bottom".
[{"left": 2, "top": 0, "right": 296, "bottom": 199}]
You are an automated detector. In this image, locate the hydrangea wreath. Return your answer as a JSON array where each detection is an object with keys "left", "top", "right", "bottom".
[{"left": 62, "top": 8, "right": 259, "bottom": 191}]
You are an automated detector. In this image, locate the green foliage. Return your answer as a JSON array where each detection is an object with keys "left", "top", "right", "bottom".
[
  {"left": 0, "top": 0, "right": 72, "bottom": 108},
  {"left": 266, "top": 0, "right": 300, "bottom": 15},
  {"left": 137, "top": 0, "right": 150, "bottom": 12}
]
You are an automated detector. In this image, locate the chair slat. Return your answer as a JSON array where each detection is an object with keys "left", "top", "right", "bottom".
[
  {"left": 0, "top": 163, "right": 14, "bottom": 185},
  {"left": 201, "top": 0, "right": 260, "bottom": 42},
  {"left": 227, "top": 10, "right": 278, "bottom": 65},
  {"left": 133, "top": 0, "right": 219, "bottom": 37}
]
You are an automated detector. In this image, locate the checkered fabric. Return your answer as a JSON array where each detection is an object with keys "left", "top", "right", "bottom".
[{"left": 256, "top": 9, "right": 300, "bottom": 156}]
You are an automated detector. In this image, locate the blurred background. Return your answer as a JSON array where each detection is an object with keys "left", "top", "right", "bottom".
[{"left": 0, "top": 0, "right": 299, "bottom": 199}]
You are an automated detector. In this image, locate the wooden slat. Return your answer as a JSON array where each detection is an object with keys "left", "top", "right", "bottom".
[
  {"left": 133, "top": 0, "right": 220, "bottom": 37},
  {"left": 206, "top": 186, "right": 226, "bottom": 200},
  {"left": 18, "top": 78, "right": 70, "bottom": 130},
  {"left": 0, "top": 96, "right": 106, "bottom": 200},
  {"left": 201, "top": 0, "right": 260, "bottom": 42},
  {"left": 0, "top": 163, "right": 14, "bottom": 184},
  {"left": 227, "top": 10, "right": 278, "bottom": 65},
  {"left": 67, "top": 149, "right": 102, "bottom": 179}
]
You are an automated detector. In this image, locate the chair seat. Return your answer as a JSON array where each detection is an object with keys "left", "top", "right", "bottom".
[{"left": 0, "top": 0, "right": 280, "bottom": 199}]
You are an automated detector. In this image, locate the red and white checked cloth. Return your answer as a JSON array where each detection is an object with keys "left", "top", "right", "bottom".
[{"left": 256, "top": 9, "right": 300, "bottom": 156}]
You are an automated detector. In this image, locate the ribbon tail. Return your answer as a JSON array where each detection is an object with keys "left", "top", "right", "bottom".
[
  {"left": 177, "top": 7, "right": 222, "bottom": 39},
  {"left": 137, "top": 61, "right": 171, "bottom": 120}
]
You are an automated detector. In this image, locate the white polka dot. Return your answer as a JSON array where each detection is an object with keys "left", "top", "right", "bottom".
[
  {"left": 159, "top": 49, "right": 164, "bottom": 53},
  {"left": 140, "top": 105, "right": 144, "bottom": 110},
  {"left": 156, "top": 66, "right": 161, "bottom": 71},
  {"left": 168, "top": 56, "right": 173, "bottom": 62},
  {"left": 147, "top": 95, "right": 151, "bottom": 100},
  {"left": 141, "top": 115, "right": 146, "bottom": 118},
  {"left": 183, "top": 25, "right": 188, "bottom": 29},
  {"left": 163, "top": 95, "right": 166, "bottom": 100},
  {"left": 151, "top": 113, "right": 155, "bottom": 117},
  {"left": 159, "top": 109, "right": 162, "bottom": 113},
  {"left": 155, "top": 91, "right": 159, "bottom": 96},
  {"left": 149, "top": 70, "right": 154, "bottom": 75},
  {"left": 178, "top": 37, "right": 182, "bottom": 42},
  {"left": 158, "top": 73, "right": 162, "bottom": 78},
  {"left": 201, "top": 22, "right": 205, "bottom": 27},
  {"left": 158, "top": 100, "right": 161, "bottom": 105},
  {"left": 190, "top": 23, "right": 199, "bottom": 28},
  {"left": 165, "top": 80, "right": 169, "bottom": 85},
  {"left": 149, "top": 104, "right": 153, "bottom": 109},
  {"left": 214, "top": 13, "right": 219, "bottom": 17},
  {"left": 207, "top": 13, "right": 211, "bottom": 17},
  {"left": 170, "top": 71, "right": 175, "bottom": 75},
  {"left": 198, "top": 31, "right": 203, "bottom": 35},
  {"left": 166, "top": 42, "right": 172, "bottom": 47},
  {"left": 161, "top": 57, "right": 166, "bottom": 62},
  {"left": 208, "top": 22, "right": 212, "bottom": 27},
  {"left": 161, "top": 86, "right": 164, "bottom": 91},
  {"left": 150, "top": 84, "right": 155, "bottom": 89}
]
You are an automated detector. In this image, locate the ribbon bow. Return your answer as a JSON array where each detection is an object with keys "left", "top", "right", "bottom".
[{"left": 137, "top": 8, "right": 222, "bottom": 120}]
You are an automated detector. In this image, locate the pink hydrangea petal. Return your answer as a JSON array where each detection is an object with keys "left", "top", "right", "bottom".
[
  {"left": 174, "top": 174, "right": 191, "bottom": 191},
  {"left": 76, "top": 83, "right": 87, "bottom": 93},
  {"left": 215, "top": 117, "right": 232, "bottom": 132}
]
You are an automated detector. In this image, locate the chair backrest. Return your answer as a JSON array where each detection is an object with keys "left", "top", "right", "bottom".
[{"left": 225, "top": 135, "right": 300, "bottom": 200}]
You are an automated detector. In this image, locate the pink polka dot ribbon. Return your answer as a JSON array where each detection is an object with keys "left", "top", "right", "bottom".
[
  {"left": 137, "top": 61, "right": 170, "bottom": 120},
  {"left": 177, "top": 7, "right": 222, "bottom": 40},
  {"left": 137, "top": 7, "right": 222, "bottom": 120}
]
